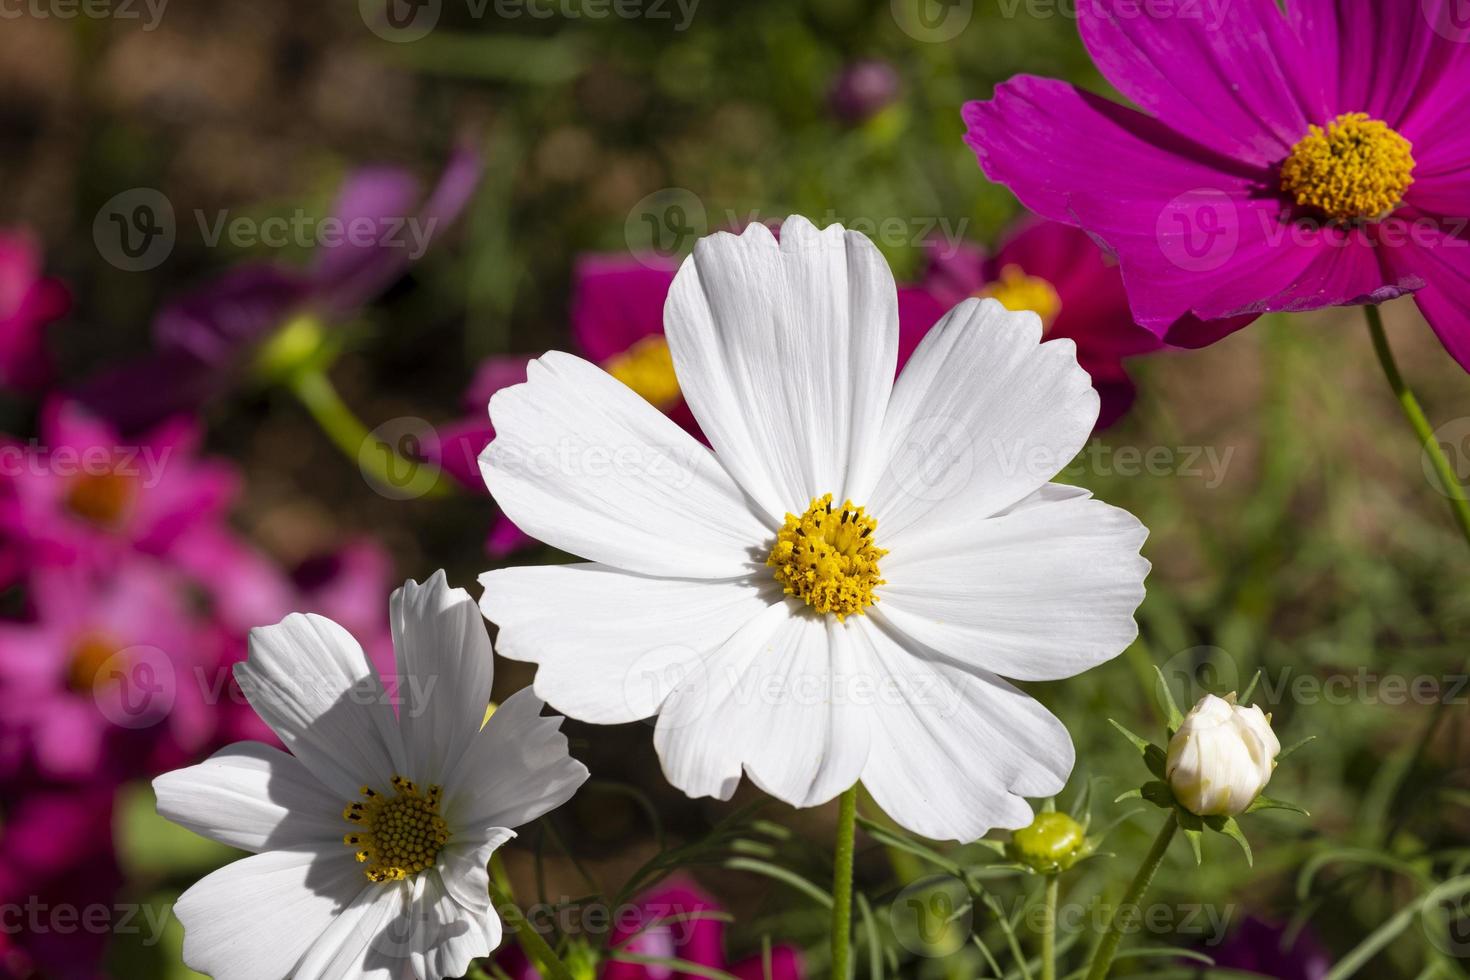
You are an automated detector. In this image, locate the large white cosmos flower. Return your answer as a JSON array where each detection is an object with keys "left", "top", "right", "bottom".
[
  {"left": 478, "top": 216, "right": 1148, "bottom": 842},
  {"left": 154, "top": 571, "right": 587, "bottom": 980}
]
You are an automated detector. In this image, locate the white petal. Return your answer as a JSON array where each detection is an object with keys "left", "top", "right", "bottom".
[
  {"left": 853, "top": 617, "right": 1072, "bottom": 842},
  {"left": 153, "top": 742, "right": 345, "bottom": 852},
  {"left": 409, "top": 866, "right": 504, "bottom": 980},
  {"left": 393, "top": 571, "right": 494, "bottom": 787},
  {"left": 653, "top": 603, "right": 871, "bottom": 807},
  {"left": 442, "top": 687, "right": 589, "bottom": 832},
  {"left": 482, "top": 351, "right": 771, "bottom": 577},
  {"left": 480, "top": 564, "right": 775, "bottom": 723},
  {"left": 859, "top": 299, "right": 1098, "bottom": 538},
  {"left": 175, "top": 848, "right": 368, "bottom": 980},
  {"left": 235, "top": 613, "right": 407, "bottom": 800},
  {"left": 665, "top": 216, "right": 899, "bottom": 517},
  {"left": 878, "top": 490, "right": 1148, "bottom": 681},
  {"left": 293, "top": 877, "right": 408, "bottom": 980},
  {"left": 435, "top": 831, "right": 513, "bottom": 921}
]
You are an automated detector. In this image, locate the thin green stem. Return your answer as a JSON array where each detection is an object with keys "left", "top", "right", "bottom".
[
  {"left": 289, "top": 368, "right": 450, "bottom": 499},
  {"left": 830, "top": 785, "right": 859, "bottom": 980},
  {"left": 1041, "top": 875, "right": 1059, "bottom": 980},
  {"left": 1083, "top": 813, "right": 1177, "bottom": 980},
  {"left": 1362, "top": 304, "right": 1470, "bottom": 549},
  {"left": 486, "top": 878, "right": 575, "bottom": 980}
]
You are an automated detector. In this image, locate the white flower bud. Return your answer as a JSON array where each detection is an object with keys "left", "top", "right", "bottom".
[{"left": 1165, "top": 694, "right": 1280, "bottom": 816}]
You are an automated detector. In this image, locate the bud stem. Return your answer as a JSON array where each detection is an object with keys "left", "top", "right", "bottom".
[
  {"left": 830, "top": 784, "right": 859, "bottom": 980},
  {"left": 487, "top": 877, "right": 575, "bottom": 980},
  {"left": 1041, "top": 874, "right": 1059, "bottom": 980},
  {"left": 1083, "top": 812, "right": 1178, "bottom": 980}
]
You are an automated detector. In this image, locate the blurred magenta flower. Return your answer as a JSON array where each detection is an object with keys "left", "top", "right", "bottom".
[
  {"left": 496, "top": 877, "right": 802, "bottom": 980},
  {"left": 0, "top": 399, "right": 235, "bottom": 573},
  {"left": 0, "top": 230, "right": 70, "bottom": 394},
  {"left": 897, "top": 219, "right": 1165, "bottom": 429},
  {"left": 75, "top": 146, "right": 482, "bottom": 430},
  {"left": 0, "top": 782, "right": 122, "bottom": 980},
  {"left": 828, "top": 59, "right": 901, "bottom": 125},
  {"left": 0, "top": 558, "right": 217, "bottom": 782},
  {"left": 1208, "top": 917, "right": 1331, "bottom": 980},
  {"left": 963, "top": 0, "right": 1470, "bottom": 366}
]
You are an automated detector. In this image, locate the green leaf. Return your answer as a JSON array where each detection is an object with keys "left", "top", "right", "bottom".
[
  {"left": 117, "top": 783, "right": 240, "bottom": 877},
  {"left": 1153, "top": 666, "right": 1186, "bottom": 729},
  {"left": 1141, "top": 781, "right": 1177, "bottom": 810},
  {"left": 1277, "top": 735, "right": 1317, "bottom": 762},
  {"left": 723, "top": 857, "right": 833, "bottom": 909},
  {"left": 1206, "top": 817, "right": 1253, "bottom": 867},
  {"left": 1239, "top": 670, "right": 1263, "bottom": 706},
  {"left": 1144, "top": 744, "right": 1169, "bottom": 779},
  {"left": 1182, "top": 826, "right": 1203, "bottom": 865},
  {"left": 1109, "top": 718, "right": 1154, "bottom": 754},
  {"left": 1245, "top": 796, "right": 1310, "bottom": 817}
]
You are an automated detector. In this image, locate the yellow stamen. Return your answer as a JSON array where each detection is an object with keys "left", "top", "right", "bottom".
[
  {"left": 1280, "top": 113, "right": 1415, "bottom": 221},
  {"left": 65, "top": 471, "right": 135, "bottom": 528},
  {"left": 766, "top": 493, "right": 886, "bottom": 621},
  {"left": 68, "top": 633, "right": 121, "bottom": 692},
  {"left": 604, "top": 336, "right": 682, "bottom": 409},
  {"left": 341, "top": 776, "right": 450, "bottom": 883},
  {"left": 978, "top": 265, "right": 1062, "bottom": 330}
]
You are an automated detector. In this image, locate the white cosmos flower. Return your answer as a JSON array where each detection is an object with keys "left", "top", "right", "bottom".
[
  {"left": 154, "top": 571, "right": 588, "bottom": 980},
  {"left": 478, "top": 216, "right": 1149, "bottom": 843}
]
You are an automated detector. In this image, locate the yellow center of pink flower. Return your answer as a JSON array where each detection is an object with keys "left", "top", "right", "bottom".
[
  {"left": 1280, "top": 113, "right": 1415, "bottom": 221},
  {"left": 604, "top": 336, "right": 682, "bottom": 409},
  {"left": 977, "top": 265, "right": 1062, "bottom": 330},
  {"left": 766, "top": 493, "right": 886, "bottom": 621},
  {"left": 67, "top": 633, "right": 122, "bottom": 692},
  {"left": 342, "top": 776, "right": 451, "bottom": 883},
  {"left": 65, "top": 471, "right": 135, "bottom": 528}
]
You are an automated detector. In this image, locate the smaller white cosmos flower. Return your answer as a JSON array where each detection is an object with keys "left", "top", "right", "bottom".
[
  {"left": 153, "top": 571, "right": 588, "bottom": 980},
  {"left": 478, "top": 215, "right": 1150, "bottom": 843},
  {"left": 1165, "top": 693, "right": 1280, "bottom": 817}
]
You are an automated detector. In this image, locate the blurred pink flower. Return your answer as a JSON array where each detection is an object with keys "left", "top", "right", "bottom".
[
  {"left": 0, "top": 400, "right": 236, "bottom": 573},
  {"left": 828, "top": 59, "right": 901, "bottom": 125},
  {"left": 0, "top": 782, "right": 122, "bottom": 980},
  {"left": 896, "top": 218, "right": 1166, "bottom": 429},
  {"left": 496, "top": 877, "right": 802, "bottom": 980},
  {"left": 0, "top": 230, "right": 70, "bottom": 394},
  {"left": 0, "top": 559, "right": 217, "bottom": 782}
]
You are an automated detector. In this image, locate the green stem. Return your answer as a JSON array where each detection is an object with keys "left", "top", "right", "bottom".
[
  {"left": 1362, "top": 304, "right": 1470, "bottom": 549},
  {"left": 1041, "top": 875, "right": 1059, "bottom": 980},
  {"left": 289, "top": 369, "right": 449, "bottom": 499},
  {"left": 1084, "top": 813, "right": 1177, "bottom": 980},
  {"left": 830, "top": 785, "right": 859, "bottom": 980},
  {"left": 486, "top": 878, "right": 575, "bottom": 980}
]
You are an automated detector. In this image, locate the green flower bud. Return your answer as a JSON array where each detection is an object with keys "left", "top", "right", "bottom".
[{"left": 1007, "top": 811, "right": 1089, "bottom": 874}]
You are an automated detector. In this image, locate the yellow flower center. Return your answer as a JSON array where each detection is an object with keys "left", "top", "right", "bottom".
[
  {"left": 766, "top": 493, "right": 886, "bottom": 621},
  {"left": 604, "top": 336, "right": 682, "bottom": 409},
  {"left": 68, "top": 633, "right": 121, "bottom": 692},
  {"left": 65, "top": 471, "right": 136, "bottom": 528},
  {"left": 342, "top": 776, "right": 451, "bottom": 883},
  {"left": 1280, "top": 113, "right": 1415, "bottom": 221},
  {"left": 978, "top": 265, "right": 1062, "bottom": 330}
]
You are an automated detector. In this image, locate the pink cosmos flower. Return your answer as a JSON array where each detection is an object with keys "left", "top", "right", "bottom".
[
  {"left": 0, "top": 558, "right": 217, "bottom": 782},
  {"left": 0, "top": 230, "right": 70, "bottom": 394},
  {"left": 898, "top": 218, "right": 1165, "bottom": 429},
  {"left": 0, "top": 400, "right": 235, "bottom": 573},
  {"left": 495, "top": 877, "right": 802, "bottom": 980},
  {"left": 963, "top": 0, "right": 1470, "bottom": 366}
]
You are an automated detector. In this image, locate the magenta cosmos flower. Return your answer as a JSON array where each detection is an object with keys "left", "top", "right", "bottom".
[
  {"left": 0, "top": 230, "right": 70, "bottom": 393},
  {"left": 0, "top": 399, "right": 235, "bottom": 572},
  {"left": 963, "top": 0, "right": 1470, "bottom": 366},
  {"left": 495, "top": 877, "right": 802, "bottom": 980},
  {"left": 899, "top": 218, "right": 1164, "bottom": 428},
  {"left": 0, "top": 558, "right": 217, "bottom": 781}
]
